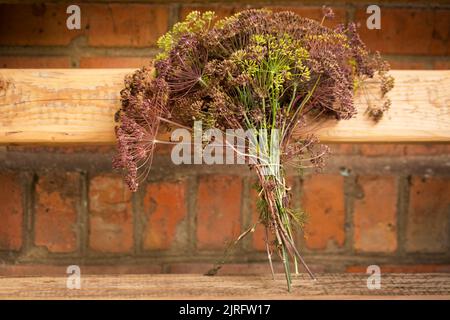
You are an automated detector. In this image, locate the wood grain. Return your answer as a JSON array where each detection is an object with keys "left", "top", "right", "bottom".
[
  {"left": 0, "top": 273, "right": 449, "bottom": 300},
  {"left": 0, "top": 69, "right": 449, "bottom": 144}
]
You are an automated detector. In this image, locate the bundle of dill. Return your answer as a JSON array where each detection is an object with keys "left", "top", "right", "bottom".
[{"left": 113, "top": 8, "right": 393, "bottom": 290}]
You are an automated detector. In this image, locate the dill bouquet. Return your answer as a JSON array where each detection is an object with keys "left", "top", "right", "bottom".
[{"left": 114, "top": 8, "right": 393, "bottom": 290}]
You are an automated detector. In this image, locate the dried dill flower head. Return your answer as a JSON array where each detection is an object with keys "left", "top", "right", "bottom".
[
  {"left": 114, "top": 8, "right": 392, "bottom": 189},
  {"left": 113, "top": 66, "right": 169, "bottom": 191},
  {"left": 113, "top": 8, "right": 393, "bottom": 290}
]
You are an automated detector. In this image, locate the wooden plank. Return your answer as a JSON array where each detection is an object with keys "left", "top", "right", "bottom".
[
  {"left": 319, "top": 70, "right": 450, "bottom": 142},
  {"left": 0, "top": 273, "right": 449, "bottom": 299},
  {"left": 0, "top": 69, "right": 449, "bottom": 144},
  {"left": 0, "top": 69, "right": 124, "bottom": 144}
]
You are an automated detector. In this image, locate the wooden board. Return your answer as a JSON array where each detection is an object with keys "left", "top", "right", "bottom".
[
  {"left": 0, "top": 69, "right": 449, "bottom": 144},
  {"left": 0, "top": 273, "right": 449, "bottom": 300}
]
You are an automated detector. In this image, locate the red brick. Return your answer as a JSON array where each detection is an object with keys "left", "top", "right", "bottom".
[
  {"left": 347, "top": 264, "right": 450, "bottom": 273},
  {"left": 301, "top": 174, "right": 345, "bottom": 250},
  {"left": 353, "top": 176, "right": 397, "bottom": 253},
  {"left": 196, "top": 175, "right": 242, "bottom": 250},
  {"left": 355, "top": 8, "right": 450, "bottom": 55},
  {"left": 433, "top": 60, "right": 450, "bottom": 70},
  {"left": 266, "top": 6, "right": 346, "bottom": 27},
  {"left": 0, "top": 3, "right": 169, "bottom": 47},
  {"left": 359, "top": 143, "right": 450, "bottom": 156},
  {"left": 404, "top": 144, "right": 450, "bottom": 156},
  {"left": 89, "top": 175, "right": 133, "bottom": 253},
  {"left": 406, "top": 176, "right": 450, "bottom": 253},
  {"left": 329, "top": 143, "right": 354, "bottom": 155},
  {"left": 0, "top": 3, "right": 85, "bottom": 46},
  {"left": 143, "top": 180, "right": 187, "bottom": 250},
  {"left": 0, "top": 173, "right": 23, "bottom": 251},
  {"left": 0, "top": 56, "right": 71, "bottom": 68},
  {"left": 35, "top": 172, "right": 80, "bottom": 253},
  {"left": 250, "top": 183, "right": 270, "bottom": 252},
  {"left": 251, "top": 224, "right": 268, "bottom": 251},
  {"left": 79, "top": 57, "right": 151, "bottom": 68},
  {"left": 387, "top": 59, "right": 431, "bottom": 70},
  {"left": 86, "top": 4, "right": 169, "bottom": 47},
  {"left": 359, "top": 144, "right": 406, "bottom": 156}
]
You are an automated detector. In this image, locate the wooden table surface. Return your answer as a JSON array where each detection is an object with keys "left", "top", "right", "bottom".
[{"left": 0, "top": 273, "right": 449, "bottom": 300}]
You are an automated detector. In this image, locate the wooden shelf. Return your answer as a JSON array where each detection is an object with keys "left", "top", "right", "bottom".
[
  {"left": 0, "top": 273, "right": 449, "bottom": 299},
  {"left": 0, "top": 69, "right": 449, "bottom": 144}
]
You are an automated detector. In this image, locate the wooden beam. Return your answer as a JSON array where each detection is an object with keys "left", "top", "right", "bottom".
[{"left": 0, "top": 69, "right": 449, "bottom": 144}]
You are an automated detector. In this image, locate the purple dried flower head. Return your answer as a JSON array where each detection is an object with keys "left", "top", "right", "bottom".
[
  {"left": 113, "top": 66, "right": 169, "bottom": 191},
  {"left": 114, "top": 8, "right": 392, "bottom": 190},
  {"left": 322, "top": 6, "right": 335, "bottom": 20}
]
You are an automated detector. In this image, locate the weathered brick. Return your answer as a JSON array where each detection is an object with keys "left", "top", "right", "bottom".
[
  {"left": 196, "top": 175, "right": 242, "bottom": 250},
  {"left": 251, "top": 225, "right": 267, "bottom": 251},
  {"left": 353, "top": 176, "right": 397, "bottom": 253},
  {"left": 301, "top": 174, "right": 345, "bottom": 250},
  {"left": 329, "top": 143, "right": 355, "bottom": 155},
  {"left": 406, "top": 176, "right": 450, "bottom": 253},
  {"left": 404, "top": 144, "right": 450, "bottom": 156},
  {"left": 433, "top": 60, "right": 450, "bottom": 69},
  {"left": 250, "top": 182, "right": 268, "bottom": 252},
  {"left": 142, "top": 180, "right": 187, "bottom": 250},
  {"left": 86, "top": 4, "right": 169, "bottom": 47},
  {"left": 0, "top": 3, "right": 169, "bottom": 47},
  {"left": 35, "top": 172, "right": 80, "bottom": 253},
  {"left": 355, "top": 8, "right": 449, "bottom": 55},
  {"left": 79, "top": 57, "right": 151, "bottom": 68},
  {"left": 89, "top": 175, "right": 133, "bottom": 253},
  {"left": 359, "top": 143, "right": 450, "bottom": 157},
  {"left": 359, "top": 144, "right": 406, "bottom": 156},
  {"left": 387, "top": 58, "right": 431, "bottom": 70},
  {"left": 251, "top": 226, "right": 267, "bottom": 252},
  {"left": 0, "top": 173, "right": 23, "bottom": 251},
  {"left": 0, "top": 56, "right": 71, "bottom": 68},
  {"left": 0, "top": 3, "right": 85, "bottom": 46}
]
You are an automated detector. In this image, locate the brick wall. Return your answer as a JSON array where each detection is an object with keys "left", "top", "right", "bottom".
[{"left": 0, "top": 1, "right": 449, "bottom": 275}]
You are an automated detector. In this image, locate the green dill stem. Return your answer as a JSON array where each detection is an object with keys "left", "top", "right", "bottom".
[
  {"left": 265, "top": 226, "right": 275, "bottom": 280},
  {"left": 282, "top": 243, "right": 292, "bottom": 292},
  {"left": 261, "top": 97, "right": 267, "bottom": 129},
  {"left": 206, "top": 222, "right": 259, "bottom": 276},
  {"left": 281, "top": 84, "right": 298, "bottom": 138},
  {"left": 198, "top": 76, "right": 208, "bottom": 87},
  {"left": 282, "top": 74, "right": 321, "bottom": 145},
  {"left": 264, "top": 135, "right": 297, "bottom": 287}
]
